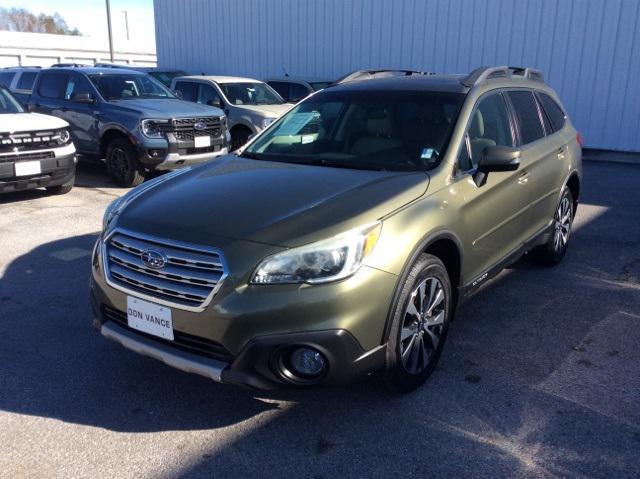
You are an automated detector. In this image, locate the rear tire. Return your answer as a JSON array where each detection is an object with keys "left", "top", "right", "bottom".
[
  {"left": 106, "top": 137, "right": 145, "bottom": 188},
  {"left": 533, "top": 187, "right": 574, "bottom": 265},
  {"left": 46, "top": 184, "right": 73, "bottom": 195},
  {"left": 385, "top": 254, "right": 452, "bottom": 393}
]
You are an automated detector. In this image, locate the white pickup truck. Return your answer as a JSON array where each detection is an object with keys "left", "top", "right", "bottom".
[{"left": 0, "top": 83, "right": 76, "bottom": 195}]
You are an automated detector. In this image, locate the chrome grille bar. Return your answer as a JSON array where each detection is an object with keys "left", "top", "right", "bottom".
[{"left": 103, "top": 229, "right": 228, "bottom": 311}]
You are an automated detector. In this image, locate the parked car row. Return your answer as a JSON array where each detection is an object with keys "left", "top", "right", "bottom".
[{"left": 2, "top": 63, "right": 410, "bottom": 194}]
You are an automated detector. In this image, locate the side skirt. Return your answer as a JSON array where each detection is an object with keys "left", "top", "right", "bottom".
[{"left": 459, "top": 221, "right": 553, "bottom": 301}]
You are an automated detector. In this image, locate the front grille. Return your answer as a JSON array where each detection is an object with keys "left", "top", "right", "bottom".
[
  {"left": 182, "top": 144, "right": 222, "bottom": 155},
  {"left": 158, "top": 117, "right": 224, "bottom": 142},
  {"left": 0, "top": 130, "right": 64, "bottom": 153},
  {"left": 0, "top": 151, "right": 55, "bottom": 164},
  {"left": 102, "top": 305, "right": 233, "bottom": 362},
  {"left": 104, "top": 230, "right": 226, "bottom": 309},
  {"left": 174, "top": 128, "right": 221, "bottom": 141}
]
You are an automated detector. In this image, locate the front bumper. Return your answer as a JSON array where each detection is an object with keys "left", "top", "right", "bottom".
[
  {"left": 136, "top": 132, "right": 228, "bottom": 171},
  {"left": 91, "top": 235, "right": 396, "bottom": 389},
  {"left": 0, "top": 145, "right": 76, "bottom": 194}
]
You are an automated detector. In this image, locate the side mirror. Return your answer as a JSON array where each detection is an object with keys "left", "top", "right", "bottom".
[
  {"left": 473, "top": 145, "right": 521, "bottom": 187},
  {"left": 72, "top": 92, "right": 94, "bottom": 104},
  {"left": 207, "top": 99, "right": 223, "bottom": 108}
]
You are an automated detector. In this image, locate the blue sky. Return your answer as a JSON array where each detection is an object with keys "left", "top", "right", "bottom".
[{"left": 0, "top": 0, "right": 156, "bottom": 49}]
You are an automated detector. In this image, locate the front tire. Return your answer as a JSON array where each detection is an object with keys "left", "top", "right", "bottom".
[
  {"left": 385, "top": 254, "right": 452, "bottom": 393},
  {"left": 533, "top": 187, "right": 574, "bottom": 265},
  {"left": 106, "top": 138, "right": 145, "bottom": 188},
  {"left": 46, "top": 183, "right": 73, "bottom": 195}
]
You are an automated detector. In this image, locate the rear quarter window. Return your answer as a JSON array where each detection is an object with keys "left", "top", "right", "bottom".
[
  {"left": 17, "top": 72, "right": 37, "bottom": 91},
  {"left": 38, "top": 73, "right": 69, "bottom": 99},
  {"left": 0, "top": 72, "right": 15, "bottom": 87},
  {"left": 507, "top": 90, "right": 545, "bottom": 145},
  {"left": 536, "top": 92, "right": 566, "bottom": 133},
  {"left": 267, "top": 81, "right": 290, "bottom": 100}
]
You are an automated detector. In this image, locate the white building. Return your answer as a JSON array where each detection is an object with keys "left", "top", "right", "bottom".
[{"left": 154, "top": 0, "right": 640, "bottom": 153}]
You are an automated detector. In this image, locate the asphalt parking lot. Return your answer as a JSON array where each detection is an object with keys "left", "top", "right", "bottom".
[{"left": 1, "top": 159, "right": 639, "bottom": 479}]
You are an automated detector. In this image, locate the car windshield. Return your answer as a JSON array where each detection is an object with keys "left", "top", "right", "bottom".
[
  {"left": 149, "top": 70, "right": 189, "bottom": 87},
  {"left": 243, "top": 90, "right": 464, "bottom": 171},
  {"left": 0, "top": 87, "right": 24, "bottom": 113},
  {"left": 310, "top": 82, "right": 331, "bottom": 91},
  {"left": 220, "top": 82, "right": 284, "bottom": 105},
  {"left": 89, "top": 73, "right": 175, "bottom": 100}
]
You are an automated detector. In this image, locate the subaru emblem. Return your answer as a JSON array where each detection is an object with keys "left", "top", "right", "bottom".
[
  {"left": 194, "top": 122, "right": 207, "bottom": 131},
  {"left": 141, "top": 249, "right": 167, "bottom": 269}
]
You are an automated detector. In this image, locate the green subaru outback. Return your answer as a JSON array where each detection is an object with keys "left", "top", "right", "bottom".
[{"left": 91, "top": 66, "right": 582, "bottom": 392}]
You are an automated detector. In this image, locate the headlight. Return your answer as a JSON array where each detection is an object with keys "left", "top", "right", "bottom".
[
  {"left": 251, "top": 222, "right": 382, "bottom": 284},
  {"left": 56, "top": 129, "right": 70, "bottom": 145},
  {"left": 140, "top": 119, "right": 168, "bottom": 139},
  {"left": 261, "top": 117, "right": 277, "bottom": 129}
]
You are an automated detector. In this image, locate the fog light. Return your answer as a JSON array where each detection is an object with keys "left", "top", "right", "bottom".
[
  {"left": 148, "top": 149, "right": 166, "bottom": 158},
  {"left": 289, "top": 347, "right": 327, "bottom": 378}
]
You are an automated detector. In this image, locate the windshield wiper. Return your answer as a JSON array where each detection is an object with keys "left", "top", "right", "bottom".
[
  {"left": 309, "top": 158, "right": 384, "bottom": 171},
  {"left": 239, "top": 151, "right": 261, "bottom": 160}
]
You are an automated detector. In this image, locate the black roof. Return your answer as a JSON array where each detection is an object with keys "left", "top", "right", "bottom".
[{"left": 48, "top": 66, "right": 147, "bottom": 75}]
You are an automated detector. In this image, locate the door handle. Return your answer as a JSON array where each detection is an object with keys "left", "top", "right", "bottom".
[
  {"left": 557, "top": 147, "right": 566, "bottom": 160},
  {"left": 518, "top": 171, "right": 530, "bottom": 184}
]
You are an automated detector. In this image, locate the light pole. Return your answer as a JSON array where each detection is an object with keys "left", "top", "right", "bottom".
[
  {"left": 105, "top": 0, "right": 114, "bottom": 62},
  {"left": 122, "top": 10, "right": 129, "bottom": 41}
]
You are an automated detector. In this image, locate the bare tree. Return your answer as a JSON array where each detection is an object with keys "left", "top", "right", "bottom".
[{"left": 0, "top": 7, "right": 81, "bottom": 35}]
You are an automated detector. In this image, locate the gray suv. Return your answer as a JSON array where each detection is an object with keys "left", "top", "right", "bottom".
[{"left": 28, "top": 66, "right": 228, "bottom": 187}]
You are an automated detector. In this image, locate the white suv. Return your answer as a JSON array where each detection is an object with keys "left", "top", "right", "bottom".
[
  {"left": 171, "top": 76, "right": 292, "bottom": 150},
  {"left": 0, "top": 84, "right": 76, "bottom": 195}
]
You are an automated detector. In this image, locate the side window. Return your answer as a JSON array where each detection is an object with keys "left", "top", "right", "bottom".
[
  {"left": 463, "top": 92, "right": 513, "bottom": 169},
  {"left": 198, "top": 84, "right": 223, "bottom": 107},
  {"left": 289, "top": 83, "right": 309, "bottom": 102},
  {"left": 536, "top": 92, "right": 566, "bottom": 133},
  {"left": 174, "top": 81, "right": 197, "bottom": 102},
  {"left": 267, "top": 81, "right": 289, "bottom": 100},
  {"left": 64, "top": 74, "right": 93, "bottom": 100},
  {"left": 507, "top": 91, "right": 545, "bottom": 145},
  {"left": 0, "top": 72, "right": 15, "bottom": 87},
  {"left": 17, "top": 72, "right": 37, "bottom": 91},
  {"left": 38, "top": 73, "right": 68, "bottom": 99}
]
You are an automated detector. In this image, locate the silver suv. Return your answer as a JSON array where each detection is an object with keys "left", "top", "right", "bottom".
[{"left": 171, "top": 76, "right": 292, "bottom": 150}]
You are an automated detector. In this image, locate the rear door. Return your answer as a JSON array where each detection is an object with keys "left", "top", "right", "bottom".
[
  {"left": 506, "top": 90, "right": 565, "bottom": 240},
  {"left": 30, "top": 71, "right": 68, "bottom": 116}
]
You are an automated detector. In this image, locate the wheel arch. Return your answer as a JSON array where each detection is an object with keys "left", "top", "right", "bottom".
[
  {"left": 565, "top": 172, "right": 580, "bottom": 212},
  {"left": 100, "top": 127, "right": 132, "bottom": 157},
  {"left": 381, "top": 230, "right": 464, "bottom": 344}
]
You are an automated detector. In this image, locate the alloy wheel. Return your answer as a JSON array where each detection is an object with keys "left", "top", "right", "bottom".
[
  {"left": 400, "top": 276, "right": 446, "bottom": 374},
  {"left": 110, "top": 147, "right": 130, "bottom": 182},
  {"left": 554, "top": 196, "right": 572, "bottom": 253}
]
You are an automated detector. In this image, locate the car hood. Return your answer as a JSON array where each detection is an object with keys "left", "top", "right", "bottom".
[
  {"left": 233, "top": 103, "right": 292, "bottom": 118},
  {"left": 0, "top": 112, "right": 68, "bottom": 132},
  {"left": 108, "top": 98, "right": 224, "bottom": 118},
  {"left": 117, "top": 156, "right": 429, "bottom": 248}
]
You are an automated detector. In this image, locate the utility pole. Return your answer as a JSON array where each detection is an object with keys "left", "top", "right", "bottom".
[
  {"left": 122, "top": 10, "right": 129, "bottom": 41},
  {"left": 106, "top": 0, "right": 114, "bottom": 62}
]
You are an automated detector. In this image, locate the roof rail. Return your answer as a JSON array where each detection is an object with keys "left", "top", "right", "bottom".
[
  {"left": 461, "top": 65, "right": 544, "bottom": 87},
  {"left": 50, "top": 63, "right": 86, "bottom": 68},
  {"left": 332, "top": 68, "right": 434, "bottom": 86}
]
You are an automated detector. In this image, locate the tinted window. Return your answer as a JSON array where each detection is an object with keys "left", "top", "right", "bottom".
[
  {"left": 17, "top": 72, "right": 37, "bottom": 90},
  {"left": 64, "top": 74, "right": 94, "bottom": 100},
  {"left": 220, "top": 82, "right": 284, "bottom": 105},
  {"left": 197, "top": 84, "right": 223, "bottom": 107},
  {"left": 507, "top": 91, "right": 545, "bottom": 145},
  {"left": 289, "top": 83, "right": 310, "bottom": 102},
  {"left": 38, "top": 73, "right": 69, "bottom": 99},
  {"left": 0, "top": 87, "right": 23, "bottom": 113},
  {"left": 245, "top": 90, "right": 464, "bottom": 172},
  {"left": 149, "top": 70, "right": 188, "bottom": 87},
  {"left": 537, "top": 92, "right": 566, "bottom": 133},
  {"left": 465, "top": 93, "right": 513, "bottom": 168},
  {"left": 267, "top": 81, "right": 289, "bottom": 100},
  {"left": 0, "top": 72, "right": 15, "bottom": 87},
  {"left": 174, "top": 81, "right": 198, "bottom": 102},
  {"left": 89, "top": 73, "right": 174, "bottom": 100}
]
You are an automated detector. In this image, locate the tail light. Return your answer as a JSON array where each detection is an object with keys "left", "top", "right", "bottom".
[{"left": 576, "top": 133, "right": 584, "bottom": 147}]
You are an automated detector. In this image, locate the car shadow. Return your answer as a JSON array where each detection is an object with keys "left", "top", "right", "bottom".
[{"left": 0, "top": 162, "right": 638, "bottom": 477}]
